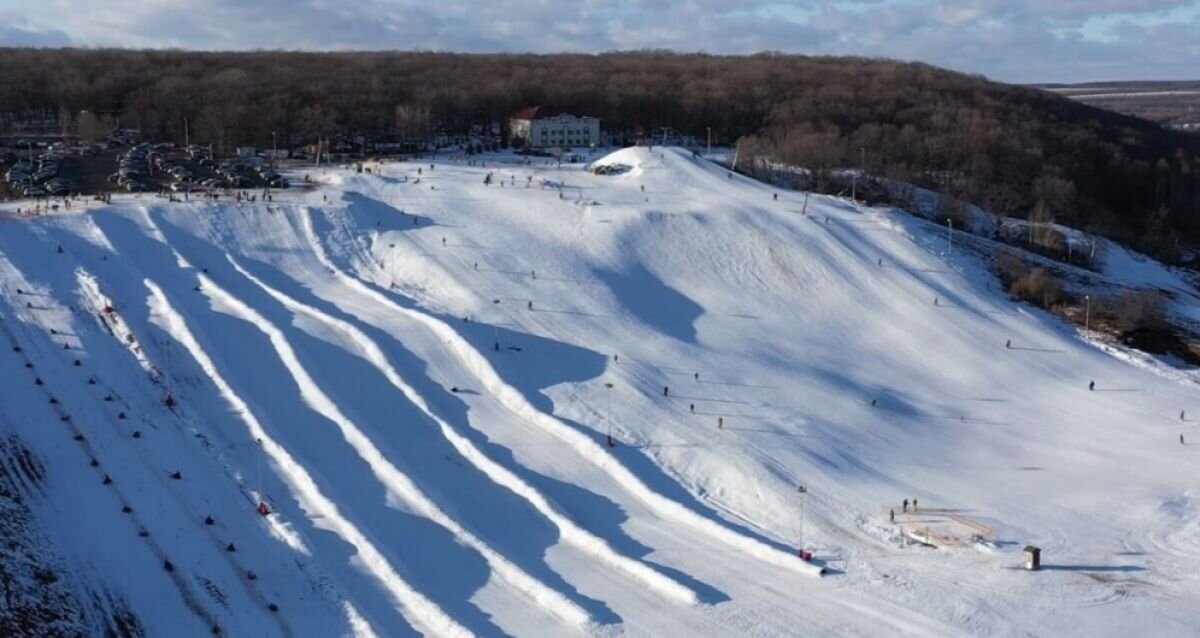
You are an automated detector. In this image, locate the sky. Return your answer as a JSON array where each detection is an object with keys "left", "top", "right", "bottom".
[{"left": 0, "top": 0, "right": 1198, "bottom": 83}]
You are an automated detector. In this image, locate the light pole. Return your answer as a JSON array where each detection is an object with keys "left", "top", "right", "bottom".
[
  {"left": 271, "top": 131, "right": 278, "bottom": 170},
  {"left": 947, "top": 218, "right": 953, "bottom": 254},
  {"left": 492, "top": 299, "right": 501, "bottom": 351},
  {"left": 604, "top": 382, "right": 614, "bottom": 447},
  {"left": 256, "top": 437, "right": 263, "bottom": 498},
  {"left": 1084, "top": 295, "right": 1090, "bottom": 333},
  {"left": 797, "top": 485, "right": 808, "bottom": 552},
  {"left": 706, "top": 127, "right": 711, "bottom": 157}
]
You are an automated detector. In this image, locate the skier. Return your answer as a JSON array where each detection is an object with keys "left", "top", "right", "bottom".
[
  {"left": 773, "top": 193, "right": 778, "bottom": 201},
  {"left": 1006, "top": 339, "right": 1011, "bottom": 349},
  {"left": 170, "top": 470, "right": 182, "bottom": 480},
  {"left": 663, "top": 386, "right": 669, "bottom": 397},
  {"left": 613, "top": 354, "right": 619, "bottom": 363},
  {"left": 474, "top": 262, "right": 478, "bottom": 270},
  {"left": 878, "top": 258, "right": 883, "bottom": 267},
  {"left": 871, "top": 398, "right": 878, "bottom": 407},
  {"left": 1089, "top": 380, "right": 1095, "bottom": 391},
  {"left": 689, "top": 403, "right": 695, "bottom": 414},
  {"left": 1181, "top": 434, "right": 1186, "bottom": 445},
  {"left": 442, "top": 237, "right": 446, "bottom": 246},
  {"left": 889, "top": 509, "right": 895, "bottom": 523},
  {"left": 902, "top": 499, "right": 908, "bottom": 512},
  {"left": 694, "top": 372, "right": 700, "bottom": 382},
  {"left": 527, "top": 300, "right": 533, "bottom": 311},
  {"left": 257, "top": 502, "right": 270, "bottom": 516},
  {"left": 204, "top": 515, "right": 215, "bottom": 525},
  {"left": 1181, "top": 410, "right": 1186, "bottom": 421},
  {"left": 913, "top": 499, "right": 919, "bottom": 511},
  {"left": 718, "top": 417, "right": 724, "bottom": 429},
  {"left": 934, "top": 297, "right": 939, "bottom": 306}
]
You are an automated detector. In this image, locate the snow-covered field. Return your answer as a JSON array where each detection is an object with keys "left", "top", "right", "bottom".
[{"left": 0, "top": 146, "right": 1197, "bottom": 636}]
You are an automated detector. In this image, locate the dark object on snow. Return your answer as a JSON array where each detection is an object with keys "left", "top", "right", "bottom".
[
  {"left": 90, "top": 458, "right": 99, "bottom": 467},
  {"left": 138, "top": 529, "right": 148, "bottom": 537},
  {"left": 1182, "top": 434, "right": 1186, "bottom": 445},
  {"left": 450, "top": 386, "right": 460, "bottom": 393},
  {"left": 1088, "top": 381, "right": 1095, "bottom": 391},
  {"left": 49, "top": 396, "right": 58, "bottom": 404},
  {"left": 246, "top": 570, "right": 257, "bottom": 581},
  {"left": 717, "top": 417, "right": 724, "bottom": 429},
  {"left": 527, "top": 301, "right": 533, "bottom": 310},
  {"left": 118, "top": 412, "right": 127, "bottom": 419},
  {"left": 104, "top": 394, "right": 114, "bottom": 402},
  {"left": 1006, "top": 340, "right": 1011, "bottom": 349},
  {"left": 268, "top": 603, "right": 279, "bottom": 613},
  {"left": 24, "top": 362, "right": 32, "bottom": 368},
  {"left": 226, "top": 542, "right": 236, "bottom": 552},
  {"left": 57, "top": 245, "right": 63, "bottom": 254},
  {"left": 902, "top": 499, "right": 909, "bottom": 512},
  {"left": 88, "top": 377, "right": 96, "bottom": 385},
  {"left": 163, "top": 393, "right": 176, "bottom": 407},
  {"left": 131, "top": 430, "right": 141, "bottom": 439},
  {"left": 257, "top": 502, "right": 270, "bottom": 516},
  {"left": 205, "top": 516, "right": 215, "bottom": 525},
  {"left": 63, "top": 342, "right": 70, "bottom": 349},
  {"left": 122, "top": 505, "right": 132, "bottom": 513},
  {"left": 689, "top": 403, "right": 695, "bottom": 414},
  {"left": 73, "top": 359, "right": 81, "bottom": 367},
  {"left": 663, "top": 386, "right": 669, "bottom": 397},
  {"left": 211, "top": 624, "right": 222, "bottom": 635},
  {"left": 871, "top": 398, "right": 878, "bottom": 407},
  {"left": 913, "top": 499, "right": 919, "bottom": 511},
  {"left": 50, "top": 328, "right": 57, "bottom": 335},
  {"left": 889, "top": 509, "right": 895, "bottom": 523},
  {"left": 1023, "top": 545, "right": 1041, "bottom": 571},
  {"left": 61, "top": 414, "right": 71, "bottom": 422},
  {"left": 34, "top": 377, "right": 43, "bottom": 385},
  {"left": 163, "top": 559, "right": 174, "bottom": 572},
  {"left": 694, "top": 372, "right": 699, "bottom": 382},
  {"left": 170, "top": 471, "right": 182, "bottom": 480},
  {"left": 102, "top": 474, "right": 112, "bottom": 485},
  {"left": 613, "top": 354, "right": 618, "bottom": 363},
  {"left": 72, "top": 433, "right": 82, "bottom": 441}
]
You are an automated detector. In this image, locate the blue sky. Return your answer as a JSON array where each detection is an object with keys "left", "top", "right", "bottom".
[{"left": 1, "top": 0, "right": 1197, "bottom": 83}]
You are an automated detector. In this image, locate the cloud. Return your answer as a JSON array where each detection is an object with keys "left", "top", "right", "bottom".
[
  {"left": 5, "top": 0, "right": 1199, "bottom": 82},
  {"left": 0, "top": 13, "right": 71, "bottom": 46}
]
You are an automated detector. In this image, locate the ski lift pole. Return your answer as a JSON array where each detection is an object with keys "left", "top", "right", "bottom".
[
  {"left": 605, "top": 382, "right": 614, "bottom": 447},
  {"left": 797, "top": 485, "right": 808, "bottom": 551}
]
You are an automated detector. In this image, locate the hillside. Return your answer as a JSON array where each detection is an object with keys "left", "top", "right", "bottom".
[
  {"left": 0, "top": 147, "right": 1198, "bottom": 636},
  {"left": 1, "top": 49, "right": 1198, "bottom": 254}
]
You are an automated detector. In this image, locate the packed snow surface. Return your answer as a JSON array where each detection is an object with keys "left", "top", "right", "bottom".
[{"left": 1, "top": 147, "right": 1198, "bottom": 637}]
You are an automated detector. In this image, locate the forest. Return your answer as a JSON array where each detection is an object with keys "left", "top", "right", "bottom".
[{"left": 0, "top": 48, "right": 1198, "bottom": 258}]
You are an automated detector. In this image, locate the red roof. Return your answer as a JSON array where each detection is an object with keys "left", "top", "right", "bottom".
[{"left": 511, "top": 106, "right": 585, "bottom": 121}]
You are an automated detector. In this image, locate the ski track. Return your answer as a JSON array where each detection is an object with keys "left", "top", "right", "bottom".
[
  {"left": 301, "top": 207, "right": 827, "bottom": 580},
  {"left": 226, "top": 251, "right": 699, "bottom": 610}
]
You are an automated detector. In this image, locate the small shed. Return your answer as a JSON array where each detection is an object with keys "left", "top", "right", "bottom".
[{"left": 1023, "top": 545, "right": 1041, "bottom": 571}]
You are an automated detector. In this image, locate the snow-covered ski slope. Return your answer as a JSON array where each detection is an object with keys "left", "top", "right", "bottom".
[{"left": 1, "top": 146, "right": 1198, "bottom": 637}]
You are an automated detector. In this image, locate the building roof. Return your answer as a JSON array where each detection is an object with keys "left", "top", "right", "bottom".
[{"left": 511, "top": 106, "right": 592, "bottom": 121}]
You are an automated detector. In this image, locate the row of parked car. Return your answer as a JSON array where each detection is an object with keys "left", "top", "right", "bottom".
[{"left": 3, "top": 151, "right": 71, "bottom": 197}]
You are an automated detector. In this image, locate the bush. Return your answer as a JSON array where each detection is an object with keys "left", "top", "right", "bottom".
[
  {"left": 1009, "top": 267, "right": 1063, "bottom": 308},
  {"left": 1112, "top": 289, "right": 1166, "bottom": 332}
]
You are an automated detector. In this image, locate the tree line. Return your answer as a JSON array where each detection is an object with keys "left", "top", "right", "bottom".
[{"left": 0, "top": 48, "right": 1198, "bottom": 257}]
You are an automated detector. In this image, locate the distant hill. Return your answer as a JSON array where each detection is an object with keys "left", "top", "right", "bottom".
[
  {"left": 1034, "top": 81, "right": 1200, "bottom": 132},
  {"left": 0, "top": 49, "right": 1198, "bottom": 256}
]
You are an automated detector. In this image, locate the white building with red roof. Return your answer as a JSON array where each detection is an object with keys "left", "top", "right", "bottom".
[{"left": 508, "top": 107, "right": 600, "bottom": 150}]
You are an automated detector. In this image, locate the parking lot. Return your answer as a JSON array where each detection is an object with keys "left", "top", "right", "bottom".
[{"left": 1, "top": 136, "right": 290, "bottom": 203}]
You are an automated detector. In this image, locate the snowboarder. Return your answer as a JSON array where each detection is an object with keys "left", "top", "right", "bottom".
[
  {"left": 902, "top": 499, "right": 909, "bottom": 512},
  {"left": 663, "top": 386, "right": 669, "bottom": 397},
  {"left": 1089, "top": 381, "right": 1095, "bottom": 391}
]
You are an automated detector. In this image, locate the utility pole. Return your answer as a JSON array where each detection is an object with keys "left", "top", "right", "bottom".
[
  {"left": 706, "top": 127, "right": 711, "bottom": 157},
  {"left": 272, "top": 131, "right": 278, "bottom": 171},
  {"left": 184, "top": 116, "right": 190, "bottom": 148},
  {"left": 492, "top": 299, "right": 501, "bottom": 351},
  {"left": 947, "top": 217, "right": 953, "bottom": 254},
  {"left": 1084, "top": 295, "right": 1091, "bottom": 333},
  {"left": 851, "top": 173, "right": 857, "bottom": 203},
  {"left": 604, "top": 382, "right": 614, "bottom": 447},
  {"left": 256, "top": 437, "right": 263, "bottom": 497},
  {"left": 797, "top": 485, "right": 808, "bottom": 551}
]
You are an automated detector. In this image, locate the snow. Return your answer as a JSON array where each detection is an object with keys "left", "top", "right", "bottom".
[{"left": 0, "top": 146, "right": 1198, "bottom": 636}]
